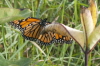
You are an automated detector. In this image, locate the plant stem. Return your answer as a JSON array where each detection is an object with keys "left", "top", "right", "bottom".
[{"left": 85, "top": 48, "right": 89, "bottom": 66}]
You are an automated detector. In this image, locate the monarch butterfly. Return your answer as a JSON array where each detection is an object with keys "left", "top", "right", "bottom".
[{"left": 9, "top": 17, "right": 72, "bottom": 45}]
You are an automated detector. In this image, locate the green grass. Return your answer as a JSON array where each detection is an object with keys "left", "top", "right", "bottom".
[{"left": 0, "top": 0, "right": 100, "bottom": 66}]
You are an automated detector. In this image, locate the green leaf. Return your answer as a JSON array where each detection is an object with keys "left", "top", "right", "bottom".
[
  {"left": 0, "top": 8, "right": 32, "bottom": 24},
  {"left": 0, "top": 57, "right": 31, "bottom": 66},
  {"left": 13, "top": 58, "right": 31, "bottom": 66},
  {"left": 0, "top": 57, "right": 10, "bottom": 66},
  {"left": 88, "top": 25, "right": 100, "bottom": 51}
]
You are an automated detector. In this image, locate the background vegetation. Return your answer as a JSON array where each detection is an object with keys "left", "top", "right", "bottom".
[{"left": 0, "top": 0, "right": 100, "bottom": 66}]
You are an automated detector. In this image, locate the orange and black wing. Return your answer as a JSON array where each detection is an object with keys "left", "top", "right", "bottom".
[
  {"left": 53, "top": 33, "right": 72, "bottom": 44},
  {"left": 10, "top": 17, "right": 45, "bottom": 41},
  {"left": 37, "top": 32, "right": 55, "bottom": 45},
  {"left": 37, "top": 32, "right": 72, "bottom": 45}
]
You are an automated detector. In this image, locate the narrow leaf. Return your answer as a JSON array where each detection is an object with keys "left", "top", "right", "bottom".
[{"left": 80, "top": 7, "right": 94, "bottom": 45}]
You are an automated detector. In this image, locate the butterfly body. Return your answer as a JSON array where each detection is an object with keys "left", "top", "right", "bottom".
[{"left": 10, "top": 17, "right": 72, "bottom": 45}]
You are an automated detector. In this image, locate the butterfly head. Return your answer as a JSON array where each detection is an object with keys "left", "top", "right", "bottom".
[{"left": 40, "top": 18, "right": 49, "bottom": 26}]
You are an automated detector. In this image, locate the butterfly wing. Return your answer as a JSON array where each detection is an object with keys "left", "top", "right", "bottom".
[
  {"left": 53, "top": 33, "right": 72, "bottom": 44},
  {"left": 37, "top": 32, "right": 55, "bottom": 45},
  {"left": 10, "top": 17, "right": 43, "bottom": 41},
  {"left": 37, "top": 32, "right": 72, "bottom": 45}
]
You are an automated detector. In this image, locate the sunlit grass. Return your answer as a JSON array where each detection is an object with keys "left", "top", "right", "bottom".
[{"left": 0, "top": 0, "right": 100, "bottom": 66}]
